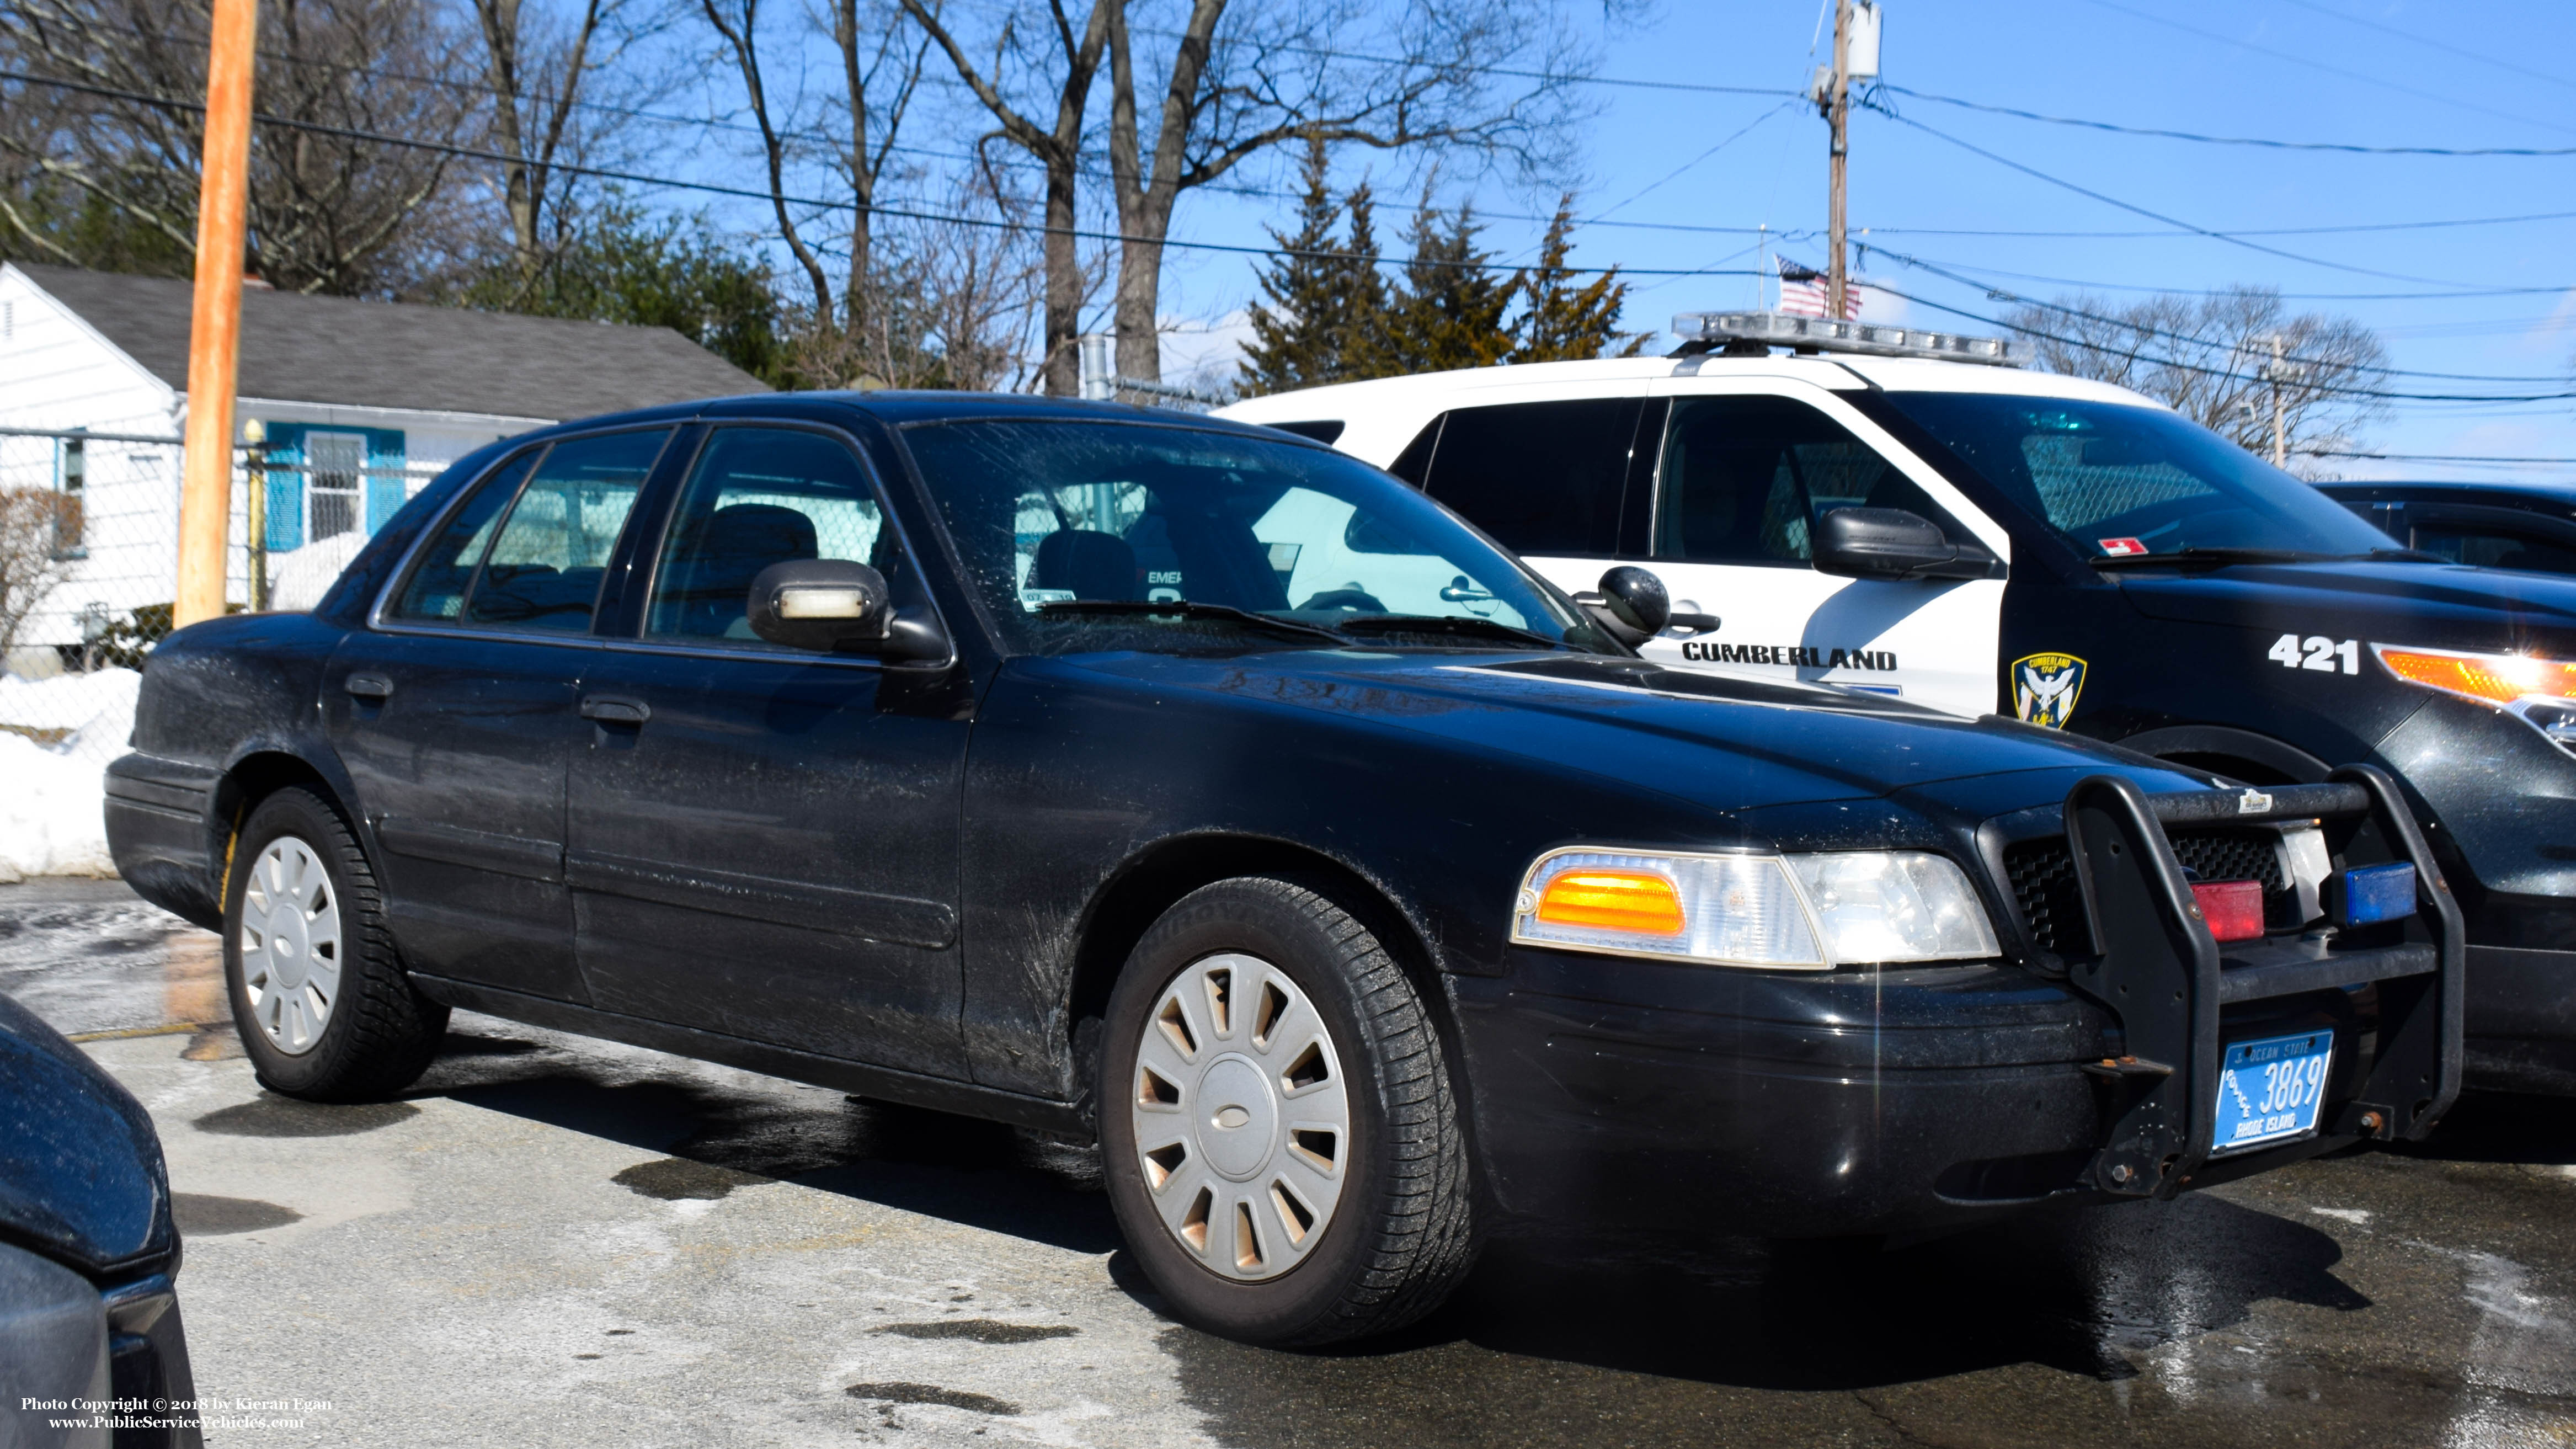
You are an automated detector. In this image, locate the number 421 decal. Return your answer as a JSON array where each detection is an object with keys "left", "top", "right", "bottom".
[{"left": 2267, "top": 633, "right": 2360, "bottom": 675}]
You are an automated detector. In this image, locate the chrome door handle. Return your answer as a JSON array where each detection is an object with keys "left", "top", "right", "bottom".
[
  {"left": 344, "top": 673, "right": 393, "bottom": 701},
  {"left": 579, "top": 695, "right": 650, "bottom": 725}
]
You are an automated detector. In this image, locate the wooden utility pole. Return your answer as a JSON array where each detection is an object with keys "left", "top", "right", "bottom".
[
  {"left": 174, "top": 0, "right": 259, "bottom": 629},
  {"left": 1826, "top": 0, "right": 1852, "bottom": 321}
]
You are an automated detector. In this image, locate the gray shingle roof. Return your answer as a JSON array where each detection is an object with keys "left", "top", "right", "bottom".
[{"left": 13, "top": 263, "right": 769, "bottom": 420}]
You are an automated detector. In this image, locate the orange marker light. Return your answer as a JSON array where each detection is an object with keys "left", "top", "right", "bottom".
[
  {"left": 1535, "top": 870, "right": 1686, "bottom": 936},
  {"left": 2379, "top": 648, "right": 2576, "bottom": 706}
]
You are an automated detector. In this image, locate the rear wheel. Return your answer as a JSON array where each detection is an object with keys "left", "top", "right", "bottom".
[
  {"left": 223, "top": 787, "right": 446, "bottom": 1100},
  {"left": 1098, "top": 877, "right": 1475, "bottom": 1345}
]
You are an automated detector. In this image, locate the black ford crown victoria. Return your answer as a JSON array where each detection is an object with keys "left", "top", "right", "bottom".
[{"left": 104, "top": 394, "right": 2461, "bottom": 1345}]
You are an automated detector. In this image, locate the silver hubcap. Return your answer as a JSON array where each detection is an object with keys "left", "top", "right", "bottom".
[
  {"left": 1131, "top": 952, "right": 1350, "bottom": 1282},
  {"left": 238, "top": 835, "right": 343, "bottom": 1055}
]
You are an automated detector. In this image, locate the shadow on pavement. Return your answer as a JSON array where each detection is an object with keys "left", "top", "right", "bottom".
[
  {"left": 2385, "top": 1090, "right": 2576, "bottom": 1166},
  {"left": 412, "top": 1028, "right": 1117, "bottom": 1254},
  {"left": 1155, "top": 1198, "right": 2372, "bottom": 1448}
]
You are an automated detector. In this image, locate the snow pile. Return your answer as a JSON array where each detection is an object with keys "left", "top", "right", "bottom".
[
  {"left": 0, "top": 668, "right": 143, "bottom": 881},
  {"left": 269, "top": 532, "right": 367, "bottom": 612}
]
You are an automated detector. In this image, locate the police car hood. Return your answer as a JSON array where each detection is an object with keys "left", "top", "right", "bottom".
[
  {"left": 0, "top": 991, "right": 174, "bottom": 1280},
  {"left": 1108, "top": 649, "right": 2181, "bottom": 812},
  {"left": 2116, "top": 558, "right": 2576, "bottom": 654}
]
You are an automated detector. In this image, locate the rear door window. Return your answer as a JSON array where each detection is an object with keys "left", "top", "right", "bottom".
[
  {"left": 391, "top": 428, "right": 671, "bottom": 633},
  {"left": 1417, "top": 398, "right": 1639, "bottom": 556},
  {"left": 2408, "top": 519, "right": 2576, "bottom": 575},
  {"left": 1652, "top": 394, "right": 1958, "bottom": 566}
]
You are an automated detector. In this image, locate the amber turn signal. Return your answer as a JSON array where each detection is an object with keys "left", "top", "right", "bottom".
[
  {"left": 1534, "top": 870, "right": 1686, "bottom": 936},
  {"left": 2377, "top": 647, "right": 2576, "bottom": 707}
]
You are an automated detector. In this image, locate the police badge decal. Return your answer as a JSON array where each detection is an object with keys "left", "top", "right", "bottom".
[{"left": 2013, "top": 652, "right": 2087, "bottom": 728}]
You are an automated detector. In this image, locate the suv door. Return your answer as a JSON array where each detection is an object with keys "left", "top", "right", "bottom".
[
  {"left": 1628, "top": 383, "right": 2008, "bottom": 716},
  {"left": 325, "top": 427, "right": 674, "bottom": 1000},
  {"left": 562, "top": 424, "right": 972, "bottom": 1079}
]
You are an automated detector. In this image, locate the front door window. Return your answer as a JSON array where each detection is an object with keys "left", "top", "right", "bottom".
[{"left": 307, "top": 431, "right": 366, "bottom": 542}]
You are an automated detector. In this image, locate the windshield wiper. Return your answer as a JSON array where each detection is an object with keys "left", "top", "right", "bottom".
[
  {"left": 2356, "top": 547, "right": 2446, "bottom": 564},
  {"left": 1329, "top": 614, "right": 1567, "bottom": 649},
  {"left": 2088, "top": 547, "right": 2313, "bottom": 570},
  {"left": 1033, "top": 598, "right": 1354, "bottom": 646}
]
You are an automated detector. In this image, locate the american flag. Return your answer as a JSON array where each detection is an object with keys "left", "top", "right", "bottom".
[{"left": 1778, "top": 258, "right": 1863, "bottom": 319}]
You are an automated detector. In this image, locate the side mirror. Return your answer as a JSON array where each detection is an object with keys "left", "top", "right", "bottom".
[
  {"left": 748, "top": 560, "right": 892, "bottom": 652},
  {"left": 1573, "top": 566, "right": 1671, "bottom": 648},
  {"left": 1812, "top": 507, "right": 1998, "bottom": 582}
]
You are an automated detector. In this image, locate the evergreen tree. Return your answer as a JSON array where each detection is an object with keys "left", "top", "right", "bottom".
[
  {"left": 1353, "top": 195, "right": 1512, "bottom": 379},
  {"left": 1236, "top": 140, "right": 1387, "bottom": 396},
  {"left": 1510, "top": 195, "right": 1642, "bottom": 363}
]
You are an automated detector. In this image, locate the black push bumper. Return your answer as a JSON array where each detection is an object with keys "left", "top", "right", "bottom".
[
  {"left": 2057, "top": 765, "right": 2461, "bottom": 1198},
  {"left": 1462, "top": 765, "right": 2464, "bottom": 1237}
]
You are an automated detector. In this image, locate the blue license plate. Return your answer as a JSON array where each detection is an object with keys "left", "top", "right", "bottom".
[{"left": 2214, "top": 1030, "right": 2334, "bottom": 1154}]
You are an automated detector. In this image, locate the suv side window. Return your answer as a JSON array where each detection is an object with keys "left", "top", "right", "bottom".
[
  {"left": 645, "top": 427, "right": 895, "bottom": 646},
  {"left": 1417, "top": 398, "right": 1638, "bottom": 556},
  {"left": 430, "top": 428, "right": 675, "bottom": 631},
  {"left": 1653, "top": 394, "right": 1958, "bottom": 566},
  {"left": 2409, "top": 520, "right": 2576, "bottom": 575}
]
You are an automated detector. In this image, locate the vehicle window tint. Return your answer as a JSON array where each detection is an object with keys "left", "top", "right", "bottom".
[
  {"left": 1419, "top": 399, "right": 1634, "bottom": 555},
  {"left": 1878, "top": 393, "right": 2393, "bottom": 561},
  {"left": 647, "top": 428, "right": 891, "bottom": 645},
  {"left": 462, "top": 428, "right": 670, "bottom": 633},
  {"left": 903, "top": 419, "right": 1600, "bottom": 657},
  {"left": 1653, "top": 395, "right": 1950, "bottom": 565},
  {"left": 2412, "top": 525, "right": 2576, "bottom": 575},
  {"left": 390, "top": 449, "right": 538, "bottom": 620}
]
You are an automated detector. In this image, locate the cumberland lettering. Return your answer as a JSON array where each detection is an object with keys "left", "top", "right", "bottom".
[{"left": 1681, "top": 642, "right": 1897, "bottom": 670}]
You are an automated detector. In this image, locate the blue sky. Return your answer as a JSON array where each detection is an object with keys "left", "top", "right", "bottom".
[
  {"left": 1137, "top": 0, "right": 2576, "bottom": 479},
  {"left": 660, "top": 1, "right": 2576, "bottom": 478}
]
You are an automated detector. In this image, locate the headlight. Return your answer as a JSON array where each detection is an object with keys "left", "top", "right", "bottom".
[
  {"left": 1511, "top": 847, "right": 1999, "bottom": 969},
  {"left": 2376, "top": 643, "right": 2576, "bottom": 752}
]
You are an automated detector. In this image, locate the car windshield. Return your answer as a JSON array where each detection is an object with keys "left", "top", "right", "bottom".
[
  {"left": 1879, "top": 392, "right": 2400, "bottom": 563},
  {"left": 904, "top": 418, "right": 1610, "bottom": 656}
]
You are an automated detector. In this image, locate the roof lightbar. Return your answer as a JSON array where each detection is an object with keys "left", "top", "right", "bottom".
[{"left": 1674, "top": 310, "right": 2021, "bottom": 367}]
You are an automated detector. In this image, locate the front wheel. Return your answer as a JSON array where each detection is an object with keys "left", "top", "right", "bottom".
[
  {"left": 222, "top": 787, "right": 447, "bottom": 1100},
  {"left": 1098, "top": 877, "right": 1475, "bottom": 1345}
]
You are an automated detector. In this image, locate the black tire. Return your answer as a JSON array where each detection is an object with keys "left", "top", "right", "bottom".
[
  {"left": 1098, "top": 876, "right": 1476, "bottom": 1345},
  {"left": 221, "top": 787, "right": 447, "bottom": 1100}
]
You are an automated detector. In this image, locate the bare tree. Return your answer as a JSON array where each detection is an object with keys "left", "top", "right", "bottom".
[
  {"left": 2006, "top": 286, "right": 2390, "bottom": 473},
  {"left": 0, "top": 488, "right": 79, "bottom": 660},
  {"left": 1101, "top": 0, "right": 1598, "bottom": 385},
  {"left": 825, "top": 0, "right": 932, "bottom": 309},
  {"left": 471, "top": 0, "right": 679, "bottom": 293},
  {"left": 897, "top": 0, "right": 1116, "bottom": 395},
  {"left": 0, "top": 0, "right": 478, "bottom": 295},
  {"left": 787, "top": 173, "right": 1049, "bottom": 391}
]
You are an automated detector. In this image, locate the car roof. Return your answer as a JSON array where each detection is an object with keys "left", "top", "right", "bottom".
[
  {"left": 518, "top": 390, "right": 1330, "bottom": 444},
  {"left": 1216, "top": 352, "right": 2165, "bottom": 422},
  {"left": 2316, "top": 478, "right": 2576, "bottom": 505}
]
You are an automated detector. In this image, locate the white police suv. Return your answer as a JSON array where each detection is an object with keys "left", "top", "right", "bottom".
[{"left": 1220, "top": 310, "right": 2576, "bottom": 1094}]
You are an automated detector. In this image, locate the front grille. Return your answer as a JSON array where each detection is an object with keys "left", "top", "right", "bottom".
[{"left": 2004, "top": 829, "right": 2291, "bottom": 955}]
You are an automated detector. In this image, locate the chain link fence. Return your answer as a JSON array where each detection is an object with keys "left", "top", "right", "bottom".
[{"left": 0, "top": 425, "right": 440, "bottom": 768}]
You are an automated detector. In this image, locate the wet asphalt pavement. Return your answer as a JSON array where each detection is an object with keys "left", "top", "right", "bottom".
[{"left": 8, "top": 877, "right": 2576, "bottom": 1448}]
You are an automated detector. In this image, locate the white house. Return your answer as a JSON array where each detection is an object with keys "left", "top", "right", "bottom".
[{"left": 0, "top": 262, "right": 765, "bottom": 670}]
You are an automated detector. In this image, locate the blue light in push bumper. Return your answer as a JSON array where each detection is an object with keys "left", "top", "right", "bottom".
[{"left": 2330, "top": 862, "right": 2417, "bottom": 927}]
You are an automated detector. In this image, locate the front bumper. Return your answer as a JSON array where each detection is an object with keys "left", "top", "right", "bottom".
[{"left": 1455, "top": 768, "right": 2464, "bottom": 1239}]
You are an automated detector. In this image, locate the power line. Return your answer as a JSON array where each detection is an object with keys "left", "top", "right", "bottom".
[
  {"left": 1865, "top": 246, "right": 2576, "bottom": 384},
  {"left": 0, "top": 69, "right": 1764, "bottom": 280},
  {"left": 1860, "top": 208, "right": 2576, "bottom": 240},
  {"left": 2270, "top": 0, "right": 2576, "bottom": 96},
  {"left": 1863, "top": 278, "right": 2576, "bottom": 404},
  {"left": 1865, "top": 244, "right": 2575, "bottom": 304},
  {"left": 1879, "top": 84, "right": 2576, "bottom": 157},
  {"left": 2077, "top": 0, "right": 2576, "bottom": 140},
  {"left": 1870, "top": 104, "right": 2481, "bottom": 286}
]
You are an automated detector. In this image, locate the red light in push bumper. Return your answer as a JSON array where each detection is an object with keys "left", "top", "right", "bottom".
[{"left": 2191, "top": 880, "right": 2265, "bottom": 942}]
